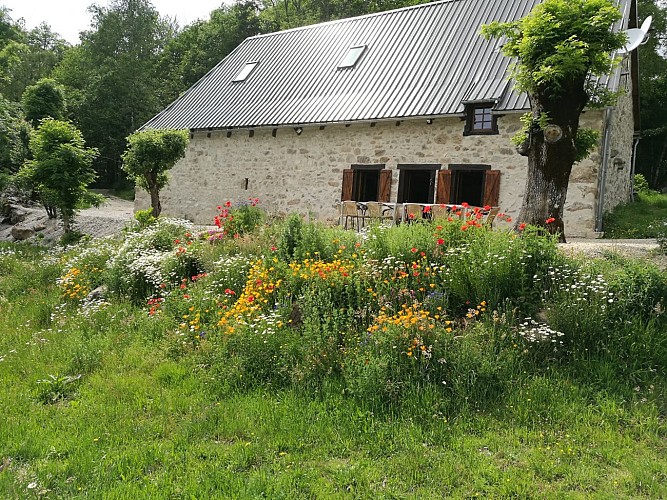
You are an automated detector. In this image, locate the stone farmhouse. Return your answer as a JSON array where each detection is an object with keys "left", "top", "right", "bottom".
[{"left": 138, "top": 0, "right": 640, "bottom": 237}]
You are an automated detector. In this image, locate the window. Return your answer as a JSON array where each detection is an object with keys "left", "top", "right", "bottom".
[
  {"left": 463, "top": 104, "right": 498, "bottom": 135},
  {"left": 396, "top": 164, "right": 441, "bottom": 204},
  {"left": 233, "top": 61, "right": 258, "bottom": 82},
  {"left": 338, "top": 45, "right": 366, "bottom": 69},
  {"left": 341, "top": 165, "right": 392, "bottom": 202},
  {"left": 435, "top": 165, "right": 501, "bottom": 207}
]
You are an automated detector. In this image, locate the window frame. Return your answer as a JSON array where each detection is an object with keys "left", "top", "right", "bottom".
[
  {"left": 338, "top": 45, "right": 367, "bottom": 69},
  {"left": 463, "top": 103, "right": 498, "bottom": 136},
  {"left": 232, "top": 61, "right": 259, "bottom": 83},
  {"left": 396, "top": 164, "right": 441, "bottom": 204}
]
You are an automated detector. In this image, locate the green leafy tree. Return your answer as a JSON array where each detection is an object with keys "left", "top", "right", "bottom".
[
  {"left": 482, "top": 0, "right": 626, "bottom": 240},
  {"left": 121, "top": 129, "right": 189, "bottom": 217},
  {"left": 20, "top": 118, "right": 99, "bottom": 232},
  {"left": 21, "top": 78, "right": 66, "bottom": 127},
  {"left": 635, "top": 0, "right": 667, "bottom": 189},
  {"left": 54, "top": 0, "right": 175, "bottom": 187},
  {"left": 156, "top": 1, "right": 261, "bottom": 104},
  {"left": 0, "top": 94, "right": 30, "bottom": 175}
]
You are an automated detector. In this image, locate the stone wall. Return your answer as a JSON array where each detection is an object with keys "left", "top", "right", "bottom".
[
  {"left": 136, "top": 112, "right": 613, "bottom": 237},
  {"left": 602, "top": 70, "right": 635, "bottom": 216}
]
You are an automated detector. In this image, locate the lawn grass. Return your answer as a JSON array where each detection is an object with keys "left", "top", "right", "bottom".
[
  {"left": 0, "top": 241, "right": 665, "bottom": 497},
  {"left": 603, "top": 191, "right": 667, "bottom": 239}
]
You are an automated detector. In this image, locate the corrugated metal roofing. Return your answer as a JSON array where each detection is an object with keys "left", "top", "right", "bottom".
[{"left": 142, "top": 0, "right": 631, "bottom": 131}]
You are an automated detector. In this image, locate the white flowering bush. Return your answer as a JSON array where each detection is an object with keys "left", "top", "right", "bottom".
[{"left": 106, "top": 218, "right": 201, "bottom": 302}]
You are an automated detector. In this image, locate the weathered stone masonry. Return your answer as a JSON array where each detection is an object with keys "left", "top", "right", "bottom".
[{"left": 136, "top": 111, "right": 629, "bottom": 238}]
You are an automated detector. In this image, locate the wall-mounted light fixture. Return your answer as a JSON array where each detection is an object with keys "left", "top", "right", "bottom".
[
  {"left": 272, "top": 129, "right": 277, "bottom": 137},
  {"left": 426, "top": 119, "right": 433, "bottom": 125},
  {"left": 294, "top": 127, "right": 303, "bottom": 135},
  {"left": 226, "top": 131, "right": 232, "bottom": 138},
  {"left": 249, "top": 129, "right": 254, "bottom": 138}
]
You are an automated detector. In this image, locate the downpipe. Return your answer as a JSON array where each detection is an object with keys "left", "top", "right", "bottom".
[
  {"left": 595, "top": 107, "right": 613, "bottom": 233},
  {"left": 630, "top": 135, "right": 640, "bottom": 200}
]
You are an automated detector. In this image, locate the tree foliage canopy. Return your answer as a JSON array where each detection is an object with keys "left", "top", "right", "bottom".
[
  {"left": 20, "top": 119, "right": 99, "bottom": 231},
  {"left": 482, "top": 0, "right": 626, "bottom": 239},
  {"left": 482, "top": 0, "right": 625, "bottom": 99},
  {"left": 21, "top": 78, "right": 66, "bottom": 127},
  {"left": 121, "top": 128, "right": 189, "bottom": 216}
]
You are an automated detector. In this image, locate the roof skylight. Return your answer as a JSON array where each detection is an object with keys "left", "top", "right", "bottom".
[
  {"left": 233, "top": 61, "right": 258, "bottom": 82},
  {"left": 338, "top": 45, "right": 366, "bottom": 69}
]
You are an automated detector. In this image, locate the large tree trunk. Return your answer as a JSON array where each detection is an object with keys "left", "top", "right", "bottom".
[
  {"left": 149, "top": 185, "right": 161, "bottom": 218},
  {"left": 517, "top": 85, "right": 588, "bottom": 243},
  {"left": 145, "top": 172, "right": 162, "bottom": 218}
]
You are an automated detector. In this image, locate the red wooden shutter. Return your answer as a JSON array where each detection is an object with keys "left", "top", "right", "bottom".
[
  {"left": 378, "top": 169, "right": 392, "bottom": 202},
  {"left": 435, "top": 170, "right": 453, "bottom": 204},
  {"left": 483, "top": 170, "right": 501, "bottom": 207},
  {"left": 341, "top": 169, "right": 354, "bottom": 200}
]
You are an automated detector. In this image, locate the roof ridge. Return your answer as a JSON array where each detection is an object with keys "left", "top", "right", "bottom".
[{"left": 247, "top": 0, "right": 462, "bottom": 41}]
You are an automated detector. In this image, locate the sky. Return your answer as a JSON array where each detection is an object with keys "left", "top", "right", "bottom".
[{"left": 2, "top": 0, "right": 229, "bottom": 45}]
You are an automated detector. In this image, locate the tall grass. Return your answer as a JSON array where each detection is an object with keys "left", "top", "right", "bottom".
[{"left": 0, "top": 215, "right": 665, "bottom": 497}]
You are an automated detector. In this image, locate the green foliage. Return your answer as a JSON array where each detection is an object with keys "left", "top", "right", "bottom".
[
  {"left": 121, "top": 128, "right": 189, "bottom": 216},
  {"left": 481, "top": 0, "right": 625, "bottom": 97},
  {"left": 635, "top": 0, "right": 667, "bottom": 189},
  {"left": 53, "top": 0, "right": 176, "bottom": 187},
  {"left": 603, "top": 191, "right": 667, "bottom": 238},
  {"left": 134, "top": 208, "right": 157, "bottom": 228},
  {"left": 34, "top": 374, "right": 82, "bottom": 404},
  {"left": 21, "top": 78, "right": 66, "bottom": 127},
  {"left": 573, "top": 127, "right": 601, "bottom": 163},
  {"left": 634, "top": 173, "right": 651, "bottom": 194},
  {"left": 0, "top": 93, "right": 30, "bottom": 174},
  {"left": 20, "top": 118, "right": 99, "bottom": 232},
  {"left": 1, "top": 216, "right": 667, "bottom": 497}
]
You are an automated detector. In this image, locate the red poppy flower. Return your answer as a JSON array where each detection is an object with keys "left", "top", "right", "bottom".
[
  {"left": 461, "top": 202, "right": 469, "bottom": 208},
  {"left": 224, "top": 201, "right": 232, "bottom": 207},
  {"left": 411, "top": 247, "right": 418, "bottom": 253},
  {"left": 423, "top": 206, "right": 431, "bottom": 213},
  {"left": 518, "top": 223, "right": 526, "bottom": 231},
  {"left": 437, "top": 238, "right": 444, "bottom": 245},
  {"left": 546, "top": 217, "right": 556, "bottom": 224}
]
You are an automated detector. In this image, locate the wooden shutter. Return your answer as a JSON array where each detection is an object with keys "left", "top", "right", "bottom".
[
  {"left": 378, "top": 169, "right": 392, "bottom": 202},
  {"left": 341, "top": 169, "right": 354, "bottom": 200},
  {"left": 483, "top": 170, "right": 501, "bottom": 207},
  {"left": 435, "top": 170, "right": 453, "bottom": 204}
]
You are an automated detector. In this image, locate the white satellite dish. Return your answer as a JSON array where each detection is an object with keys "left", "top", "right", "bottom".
[
  {"left": 618, "top": 16, "right": 652, "bottom": 55},
  {"left": 641, "top": 15, "right": 653, "bottom": 35}
]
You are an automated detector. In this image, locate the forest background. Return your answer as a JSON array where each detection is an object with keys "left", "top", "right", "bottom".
[{"left": 1, "top": 0, "right": 666, "bottom": 191}]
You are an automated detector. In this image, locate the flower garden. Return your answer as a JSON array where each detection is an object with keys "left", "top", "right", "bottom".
[{"left": 1, "top": 200, "right": 666, "bottom": 497}]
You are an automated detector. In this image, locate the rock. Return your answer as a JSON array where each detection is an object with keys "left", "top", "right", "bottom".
[
  {"left": 8, "top": 205, "right": 31, "bottom": 224},
  {"left": 11, "top": 225, "right": 35, "bottom": 240},
  {"left": 86, "top": 285, "right": 108, "bottom": 301}
]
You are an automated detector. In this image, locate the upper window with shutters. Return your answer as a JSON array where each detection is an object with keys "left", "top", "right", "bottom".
[{"left": 463, "top": 104, "right": 498, "bottom": 135}]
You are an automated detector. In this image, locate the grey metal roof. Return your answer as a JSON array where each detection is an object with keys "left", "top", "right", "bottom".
[{"left": 142, "top": 0, "right": 630, "bottom": 131}]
